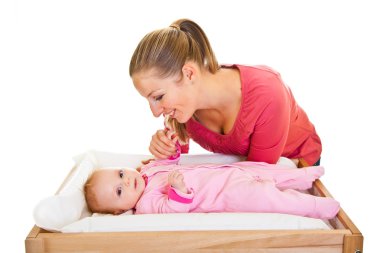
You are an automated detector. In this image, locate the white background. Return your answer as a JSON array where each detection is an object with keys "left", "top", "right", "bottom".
[{"left": 1, "top": 0, "right": 379, "bottom": 252}]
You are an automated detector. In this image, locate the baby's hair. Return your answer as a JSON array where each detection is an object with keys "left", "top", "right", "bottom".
[
  {"left": 84, "top": 170, "right": 112, "bottom": 214},
  {"left": 129, "top": 19, "right": 219, "bottom": 143}
]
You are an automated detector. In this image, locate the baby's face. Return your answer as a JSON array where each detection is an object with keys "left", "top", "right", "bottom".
[{"left": 92, "top": 169, "right": 145, "bottom": 214}]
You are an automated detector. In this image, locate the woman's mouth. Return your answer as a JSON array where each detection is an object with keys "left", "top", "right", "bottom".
[{"left": 165, "top": 110, "right": 176, "bottom": 118}]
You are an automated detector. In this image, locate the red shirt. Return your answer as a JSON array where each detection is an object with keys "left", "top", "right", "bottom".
[{"left": 185, "top": 64, "right": 321, "bottom": 165}]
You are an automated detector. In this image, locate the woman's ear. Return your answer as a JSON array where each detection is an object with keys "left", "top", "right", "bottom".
[{"left": 182, "top": 62, "right": 197, "bottom": 82}]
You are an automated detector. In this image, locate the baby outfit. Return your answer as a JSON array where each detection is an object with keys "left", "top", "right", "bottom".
[{"left": 135, "top": 158, "right": 339, "bottom": 219}]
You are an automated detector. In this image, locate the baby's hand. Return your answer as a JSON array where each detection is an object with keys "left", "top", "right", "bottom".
[{"left": 168, "top": 170, "right": 188, "bottom": 193}]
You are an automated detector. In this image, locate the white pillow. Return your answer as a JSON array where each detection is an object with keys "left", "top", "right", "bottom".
[
  {"left": 33, "top": 191, "right": 87, "bottom": 232},
  {"left": 33, "top": 151, "right": 295, "bottom": 231},
  {"left": 33, "top": 150, "right": 153, "bottom": 231}
]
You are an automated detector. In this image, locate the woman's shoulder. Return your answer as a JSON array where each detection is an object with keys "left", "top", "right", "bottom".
[
  {"left": 233, "top": 64, "right": 281, "bottom": 79},
  {"left": 232, "top": 64, "right": 284, "bottom": 97},
  {"left": 222, "top": 64, "right": 282, "bottom": 90},
  {"left": 237, "top": 64, "right": 288, "bottom": 122}
]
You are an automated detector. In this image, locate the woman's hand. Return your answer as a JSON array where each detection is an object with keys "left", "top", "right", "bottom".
[
  {"left": 168, "top": 170, "right": 188, "bottom": 193},
  {"left": 149, "top": 129, "right": 178, "bottom": 159}
]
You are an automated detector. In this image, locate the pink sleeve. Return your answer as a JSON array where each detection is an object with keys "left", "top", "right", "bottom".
[
  {"left": 247, "top": 76, "right": 290, "bottom": 164},
  {"left": 168, "top": 187, "right": 194, "bottom": 204},
  {"left": 136, "top": 188, "right": 194, "bottom": 214}
]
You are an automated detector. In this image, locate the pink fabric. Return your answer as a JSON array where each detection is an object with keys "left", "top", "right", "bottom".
[
  {"left": 168, "top": 187, "right": 194, "bottom": 204},
  {"left": 180, "top": 143, "right": 189, "bottom": 154},
  {"left": 185, "top": 65, "right": 322, "bottom": 165},
  {"left": 142, "top": 174, "right": 148, "bottom": 186},
  {"left": 168, "top": 142, "right": 181, "bottom": 160},
  {"left": 135, "top": 160, "right": 339, "bottom": 219}
]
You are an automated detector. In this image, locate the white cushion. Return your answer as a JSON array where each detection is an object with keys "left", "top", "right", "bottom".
[
  {"left": 61, "top": 212, "right": 330, "bottom": 233},
  {"left": 33, "top": 191, "right": 86, "bottom": 232}
]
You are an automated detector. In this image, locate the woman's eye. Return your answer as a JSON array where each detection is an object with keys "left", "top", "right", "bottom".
[
  {"left": 119, "top": 170, "right": 124, "bottom": 178},
  {"left": 117, "top": 187, "right": 122, "bottom": 197},
  {"left": 155, "top": 94, "right": 164, "bottom": 101}
]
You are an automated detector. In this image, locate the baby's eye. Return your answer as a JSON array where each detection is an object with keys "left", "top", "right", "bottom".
[
  {"left": 117, "top": 186, "right": 122, "bottom": 197},
  {"left": 119, "top": 170, "right": 124, "bottom": 178},
  {"left": 155, "top": 94, "right": 164, "bottom": 101}
]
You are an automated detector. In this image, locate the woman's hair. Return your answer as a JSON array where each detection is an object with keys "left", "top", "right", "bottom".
[{"left": 129, "top": 19, "right": 219, "bottom": 142}]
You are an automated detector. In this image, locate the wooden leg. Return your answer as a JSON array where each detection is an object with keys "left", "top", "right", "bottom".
[
  {"left": 25, "top": 226, "right": 45, "bottom": 253},
  {"left": 343, "top": 233, "right": 364, "bottom": 253}
]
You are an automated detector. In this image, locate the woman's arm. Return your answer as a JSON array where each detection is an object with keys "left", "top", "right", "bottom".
[{"left": 247, "top": 75, "right": 291, "bottom": 163}]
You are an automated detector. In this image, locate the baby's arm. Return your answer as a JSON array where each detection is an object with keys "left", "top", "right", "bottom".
[
  {"left": 135, "top": 171, "right": 193, "bottom": 214},
  {"left": 168, "top": 170, "right": 188, "bottom": 193}
]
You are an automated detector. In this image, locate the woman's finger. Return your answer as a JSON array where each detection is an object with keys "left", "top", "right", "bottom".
[{"left": 151, "top": 132, "right": 176, "bottom": 156}]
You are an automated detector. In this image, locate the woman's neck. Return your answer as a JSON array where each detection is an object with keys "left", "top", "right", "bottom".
[
  {"left": 196, "top": 67, "right": 241, "bottom": 114},
  {"left": 193, "top": 67, "right": 241, "bottom": 133}
]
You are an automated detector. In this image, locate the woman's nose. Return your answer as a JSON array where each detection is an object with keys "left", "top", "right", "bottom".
[{"left": 149, "top": 101, "right": 163, "bottom": 117}]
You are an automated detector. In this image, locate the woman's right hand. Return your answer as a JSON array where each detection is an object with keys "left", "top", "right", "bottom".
[{"left": 149, "top": 129, "right": 178, "bottom": 159}]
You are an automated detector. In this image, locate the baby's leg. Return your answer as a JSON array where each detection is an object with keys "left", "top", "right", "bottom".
[
  {"left": 274, "top": 166, "right": 325, "bottom": 190},
  {"left": 244, "top": 165, "right": 325, "bottom": 191},
  {"left": 240, "top": 180, "right": 340, "bottom": 219}
]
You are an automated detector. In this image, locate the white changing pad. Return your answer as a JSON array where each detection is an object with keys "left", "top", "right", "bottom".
[
  {"left": 33, "top": 151, "right": 330, "bottom": 232},
  {"left": 62, "top": 212, "right": 329, "bottom": 233}
]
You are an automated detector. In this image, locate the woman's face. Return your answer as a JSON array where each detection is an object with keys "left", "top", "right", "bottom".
[{"left": 132, "top": 70, "right": 196, "bottom": 123}]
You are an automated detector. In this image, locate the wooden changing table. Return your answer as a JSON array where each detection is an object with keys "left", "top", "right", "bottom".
[{"left": 25, "top": 159, "right": 363, "bottom": 253}]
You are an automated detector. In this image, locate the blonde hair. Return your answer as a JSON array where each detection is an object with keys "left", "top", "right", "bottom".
[
  {"left": 129, "top": 19, "right": 219, "bottom": 142},
  {"left": 84, "top": 171, "right": 112, "bottom": 214}
]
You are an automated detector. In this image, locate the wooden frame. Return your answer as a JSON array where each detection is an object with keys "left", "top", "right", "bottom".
[{"left": 25, "top": 159, "right": 363, "bottom": 253}]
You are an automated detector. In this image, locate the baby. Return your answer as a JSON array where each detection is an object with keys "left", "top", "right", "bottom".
[{"left": 84, "top": 158, "right": 340, "bottom": 219}]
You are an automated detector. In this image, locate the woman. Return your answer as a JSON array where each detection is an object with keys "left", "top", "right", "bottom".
[{"left": 129, "top": 19, "right": 321, "bottom": 166}]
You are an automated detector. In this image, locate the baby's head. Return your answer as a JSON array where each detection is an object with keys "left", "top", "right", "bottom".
[{"left": 84, "top": 168, "right": 145, "bottom": 215}]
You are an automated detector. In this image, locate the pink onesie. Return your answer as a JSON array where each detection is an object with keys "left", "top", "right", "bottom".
[{"left": 135, "top": 158, "right": 339, "bottom": 219}]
